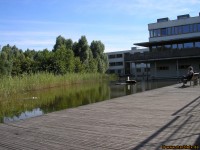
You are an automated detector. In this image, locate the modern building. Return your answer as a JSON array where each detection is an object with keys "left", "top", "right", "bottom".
[
  {"left": 106, "top": 50, "right": 130, "bottom": 76},
  {"left": 106, "top": 47, "right": 149, "bottom": 78},
  {"left": 126, "top": 13, "right": 200, "bottom": 79}
]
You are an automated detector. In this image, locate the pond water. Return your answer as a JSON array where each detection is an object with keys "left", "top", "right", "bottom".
[{"left": 0, "top": 80, "right": 177, "bottom": 123}]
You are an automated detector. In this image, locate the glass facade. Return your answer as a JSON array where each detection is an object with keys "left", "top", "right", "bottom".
[
  {"left": 174, "top": 26, "right": 179, "bottom": 34},
  {"left": 150, "top": 41, "right": 200, "bottom": 52},
  {"left": 108, "top": 55, "right": 115, "bottom": 59},
  {"left": 193, "top": 24, "right": 198, "bottom": 32},
  {"left": 195, "top": 42, "right": 200, "bottom": 48},
  {"left": 177, "top": 44, "right": 183, "bottom": 50},
  {"left": 161, "top": 28, "right": 167, "bottom": 36},
  {"left": 198, "top": 23, "right": 200, "bottom": 31},
  {"left": 116, "top": 54, "right": 123, "bottom": 58},
  {"left": 179, "top": 65, "right": 190, "bottom": 69},
  {"left": 167, "top": 27, "right": 171, "bottom": 35},
  {"left": 109, "top": 62, "right": 115, "bottom": 66},
  {"left": 149, "top": 23, "right": 200, "bottom": 38},
  {"left": 116, "top": 62, "right": 123, "bottom": 66},
  {"left": 164, "top": 44, "right": 171, "bottom": 50},
  {"left": 183, "top": 42, "right": 193, "bottom": 48},
  {"left": 109, "top": 62, "right": 123, "bottom": 66},
  {"left": 172, "top": 44, "right": 177, "bottom": 49},
  {"left": 182, "top": 25, "right": 189, "bottom": 33},
  {"left": 157, "top": 66, "right": 169, "bottom": 70}
]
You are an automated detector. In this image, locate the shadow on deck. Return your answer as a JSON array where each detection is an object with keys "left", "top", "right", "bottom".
[{"left": 132, "top": 96, "right": 200, "bottom": 150}]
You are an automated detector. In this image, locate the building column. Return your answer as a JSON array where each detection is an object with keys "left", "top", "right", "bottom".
[
  {"left": 146, "top": 63, "right": 149, "bottom": 81},
  {"left": 176, "top": 59, "right": 179, "bottom": 78},
  {"left": 135, "top": 63, "right": 137, "bottom": 80},
  {"left": 154, "top": 61, "right": 157, "bottom": 79}
]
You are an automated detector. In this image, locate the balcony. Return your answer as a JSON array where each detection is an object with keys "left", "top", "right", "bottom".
[{"left": 125, "top": 48, "right": 200, "bottom": 62}]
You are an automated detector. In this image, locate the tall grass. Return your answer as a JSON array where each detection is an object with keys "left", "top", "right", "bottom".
[
  {"left": 0, "top": 73, "right": 113, "bottom": 98},
  {"left": 0, "top": 81, "right": 111, "bottom": 123}
]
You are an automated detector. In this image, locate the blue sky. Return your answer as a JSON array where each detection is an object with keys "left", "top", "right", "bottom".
[{"left": 0, "top": 0, "right": 200, "bottom": 52}]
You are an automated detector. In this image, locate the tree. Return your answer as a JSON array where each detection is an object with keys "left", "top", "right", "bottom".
[
  {"left": 77, "top": 36, "right": 89, "bottom": 63},
  {"left": 53, "top": 45, "right": 75, "bottom": 74},
  {"left": 90, "top": 40, "right": 105, "bottom": 59},
  {"left": 72, "top": 42, "right": 79, "bottom": 57},
  {"left": 74, "top": 57, "right": 84, "bottom": 73},
  {"left": 34, "top": 49, "right": 54, "bottom": 72},
  {"left": 0, "top": 35, "right": 108, "bottom": 76},
  {"left": 0, "top": 46, "right": 13, "bottom": 76},
  {"left": 53, "top": 35, "right": 73, "bottom": 52},
  {"left": 90, "top": 40, "right": 108, "bottom": 73}
]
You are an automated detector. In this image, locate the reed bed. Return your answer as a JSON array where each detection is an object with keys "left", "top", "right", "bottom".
[{"left": 0, "top": 73, "right": 112, "bottom": 99}]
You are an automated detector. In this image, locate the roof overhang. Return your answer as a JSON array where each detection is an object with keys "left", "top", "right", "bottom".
[{"left": 134, "top": 36, "right": 200, "bottom": 47}]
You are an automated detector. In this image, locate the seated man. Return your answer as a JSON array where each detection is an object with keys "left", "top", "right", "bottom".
[{"left": 181, "top": 66, "right": 194, "bottom": 84}]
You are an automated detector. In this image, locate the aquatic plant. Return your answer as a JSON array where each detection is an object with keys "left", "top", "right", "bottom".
[{"left": 0, "top": 72, "right": 113, "bottom": 99}]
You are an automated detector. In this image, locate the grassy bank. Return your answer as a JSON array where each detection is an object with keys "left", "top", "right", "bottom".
[{"left": 0, "top": 73, "right": 116, "bottom": 98}]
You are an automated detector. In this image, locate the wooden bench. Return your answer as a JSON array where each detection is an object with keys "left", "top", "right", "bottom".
[{"left": 190, "top": 72, "right": 200, "bottom": 86}]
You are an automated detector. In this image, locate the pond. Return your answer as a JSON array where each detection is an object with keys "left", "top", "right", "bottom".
[{"left": 0, "top": 80, "right": 177, "bottom": 123}]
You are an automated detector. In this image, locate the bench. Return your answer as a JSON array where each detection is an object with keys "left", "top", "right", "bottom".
[
  {"left": 189, "top": 73, "right": 200, "bottom": 86},
  {"left": 182, "top": 72, "right": 199, "bottom": 87}
]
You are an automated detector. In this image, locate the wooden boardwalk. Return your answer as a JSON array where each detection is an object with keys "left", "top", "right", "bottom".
[{"left": 0, "top": 83, "right": 200, "bottom": 150}]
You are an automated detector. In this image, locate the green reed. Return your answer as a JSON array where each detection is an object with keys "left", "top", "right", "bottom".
[
  {"left": 0, "top": 72, "right": 113, "bottom": 99},
  {"left": 0, "top": 81, "right": 111, "bottom": 123}
]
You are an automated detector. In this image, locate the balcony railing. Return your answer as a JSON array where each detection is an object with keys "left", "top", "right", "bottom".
[{"left": 125, "top": 48, "right": 200, "bottom": 62}]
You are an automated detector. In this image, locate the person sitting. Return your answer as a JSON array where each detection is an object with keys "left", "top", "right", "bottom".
[{"left": 181, "top": 66, "right": 194, "bottom": 84}]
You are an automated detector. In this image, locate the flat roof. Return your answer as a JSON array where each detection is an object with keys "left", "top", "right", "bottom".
[{"left": 134, "top": 36, "right": 200, "bottom": 47}]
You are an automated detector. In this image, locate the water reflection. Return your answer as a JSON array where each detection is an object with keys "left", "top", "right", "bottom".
[
  {"left": 3, "top": 108, "right": 43, "bottom": 123},
  {"left": 0, "top": 80, "right": 176, "bottom": 123}
]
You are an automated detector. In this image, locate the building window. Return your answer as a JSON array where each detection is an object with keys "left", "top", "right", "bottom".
[
  {"left": 195, "top": 42, "right": 200, "bottom": 48},
  {"left": 116, "top": 62, "right": 123, "bottom": 66},
  {"left": 153, "top": 29, "right": 157, "bottom": 37},
  {"left": 167, "top": 27, "right": 171, "bottom": 35},
  {"left": 117, "top": 69, "right": 122, "bottom": 74},
  {"left": 161, "top": 28, "right": 167, "bottom": 36},
  {"left": 109, "top": 70, "right": 115, "bottom": 73},
  {"left": 144, "top": 68, "right": 150, "bottom": 72},
  {"left": 157, "top": 66, "right": 169, "bottom": 70},
  {"left": 109, "top": 62, "right": 115, "bottom": 66},
  {"left": 189, "top": 24, "right": 193, "bottom": 32},
  {"left": 171, "top": 27, "right": 175, "bottom": 35},
  {"left": 157, "top": 45, "right": 162, "bottom": 51},
  {"left": 149, "top": 22, "right": 200, "bottom": 38},
  {"left": 184, "top": 42, "right": 193, "bottom": 48},
  {"left": 152, "top": 46, "right": 157, "bottom": 52},
  {"left": 179, "top": 65, "right": 190, "bottom": 69},
  {"left": 149, "top": 30, "right": 153, "bottom": 37},
  {"left": 163, "top": 44, "right": 171, "bottom": 50},
  {"left": 172, "top": 44, "right": 177, "bottom": 49},
  {"left": 174, "top": 26, "right": 179, "bottom": 34},
  {"left": 178, "top": 26, "right": 182, "bottom": 34},
  {"left": 177, "top": 43, "right": 183, "bottom": 50},
  {"left": 182, "top": 25, "right": 190, "bottom": 33},
  {"left": 193, "top": 24, "right": 198, "bottom": 32},
  {"left": 136, "top": 68, "right": 141, "bottom": 72},
  {"left": 198, "top": 23, "right": 200, "bottom": 31},
  {"left": 109, "top": 55, "right": 115, "bottom": 59},
  {"left": 116, "top": 54, "right": 123, "bottom": 58},
  {"left": 153, "top": 29, "right": 161, "bottom": 37}
]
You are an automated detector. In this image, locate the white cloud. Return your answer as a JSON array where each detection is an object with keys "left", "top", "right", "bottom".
[
  {"left": 83, "top": 0, "right": 200, "bottom": 18},
  {"left": 14, "top": 39, "right": 54, "bottom": 46},
  {"left": 0, "top": 31, "right": 58, "bottom": 37},
  {"left": 1, "top": 39, "right": 54, "bottom": 50}
]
